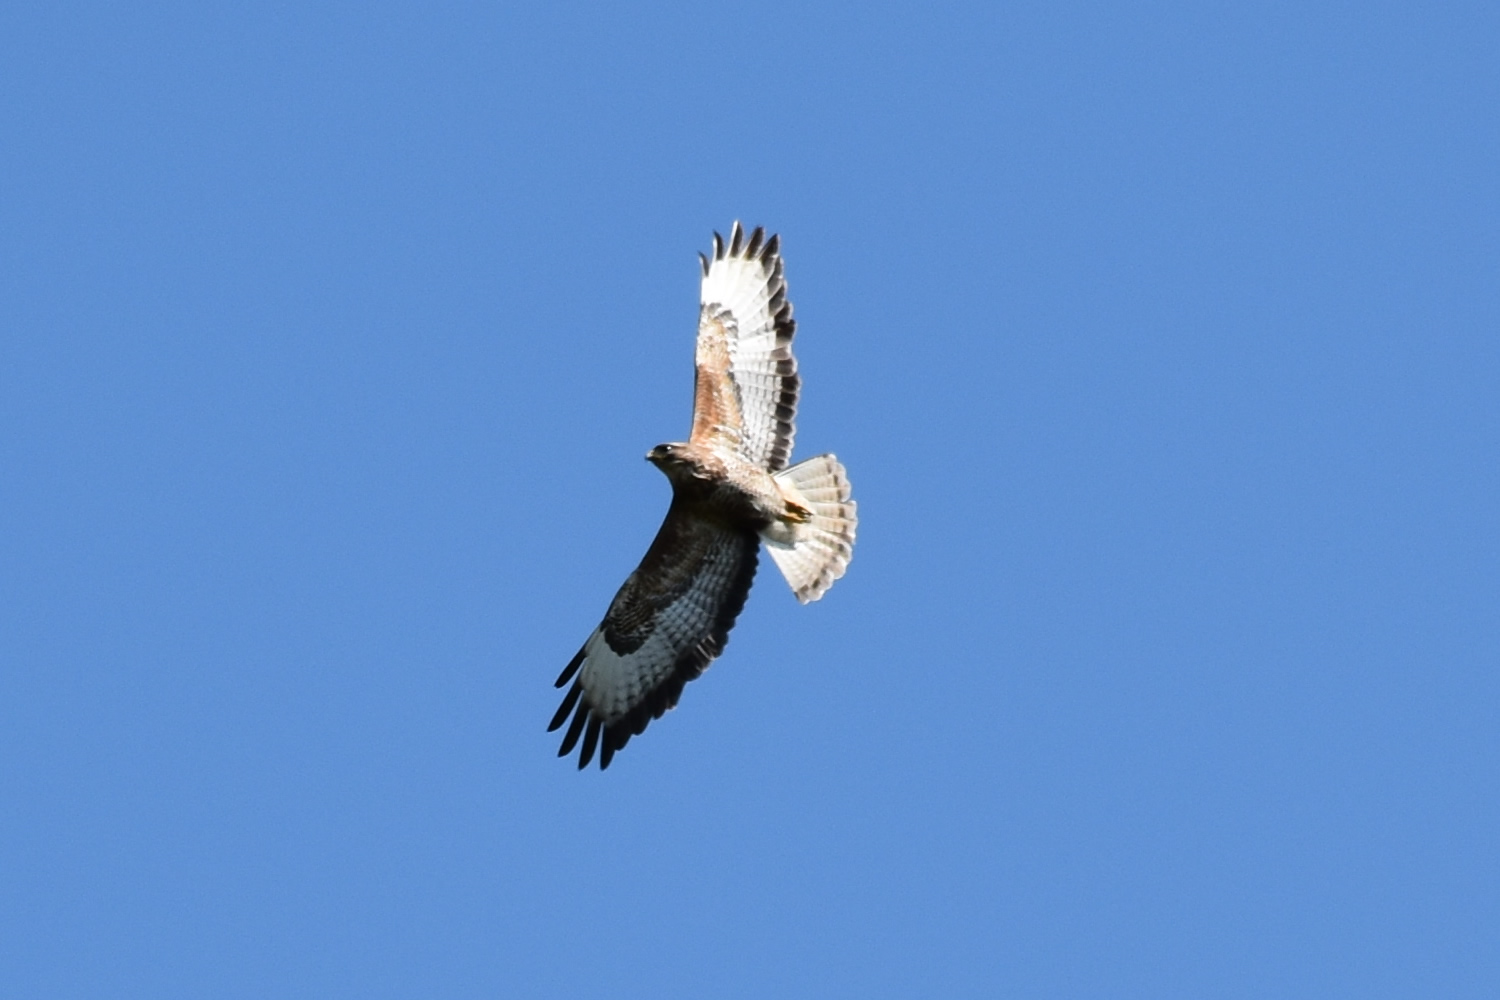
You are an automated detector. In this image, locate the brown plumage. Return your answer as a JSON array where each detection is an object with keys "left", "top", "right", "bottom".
[{"left": 549, "top": 223, "right": 857, "bottom": 769}]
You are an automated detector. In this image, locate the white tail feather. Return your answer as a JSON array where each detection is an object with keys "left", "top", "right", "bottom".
[{"left": 762, "top": 454, "right": 857, "bottom": 604}]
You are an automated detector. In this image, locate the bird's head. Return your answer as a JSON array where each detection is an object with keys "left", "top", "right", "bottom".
[
  {"left": 647, "top": 442, "right": 709, "bottom": 484},
  {"left": 646, "top": 442, "right": 683, "bottom": 469}
]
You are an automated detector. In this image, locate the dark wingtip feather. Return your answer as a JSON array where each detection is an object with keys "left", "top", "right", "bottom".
[
  {"left": 745, "top": 226, "right": 764, "bottom": 258},
  {"left": 600, "top": 730, "right": 616, "bottom": 770},
  {"left": 558, "top": 702, "right": 588, "bottom": 756},
  {"left": 712, "top": 231, "right": 724, "bottom": 260},
  {"left": 548, "top": 682, "right": 583, "bottom": 732},
  {"left": 579, "top": 717, "right": 602, "bottom": 769},
  {"left": 762, "top": 233, "right": 779, "bottom": 261},
  {"left": 555, "top": 646, "right": 586, "bottom": 687},
  {"left": 729, "top": 221, "right": 744, "bottom": 255},
  {"left": 698, "top": 251, "right": 709, "bottom": 276}
]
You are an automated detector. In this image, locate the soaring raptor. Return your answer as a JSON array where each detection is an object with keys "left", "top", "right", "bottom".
[{"left": 549, "top": 223, "right": 857, "bottom": 769}]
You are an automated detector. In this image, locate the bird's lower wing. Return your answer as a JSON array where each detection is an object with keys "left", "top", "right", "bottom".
[{"left": 549, "top": 503, "right": 759, "bottom": 769}]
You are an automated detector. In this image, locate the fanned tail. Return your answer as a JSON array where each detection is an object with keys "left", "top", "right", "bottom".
[{"left": 762, "top": 454, "right": 856, "bottom": 604}]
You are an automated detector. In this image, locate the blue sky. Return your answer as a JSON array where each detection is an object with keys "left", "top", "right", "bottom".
[{"left": 3, "top": 2, "right": 1497, "bottom": 997}]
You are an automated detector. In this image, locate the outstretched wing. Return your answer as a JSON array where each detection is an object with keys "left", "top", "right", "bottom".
[
  {"left": 691, "top": 222, "right": 800, "bottom": 473},
  {"left": 548, "top": 503, "right": 760, "bottom": 769}
]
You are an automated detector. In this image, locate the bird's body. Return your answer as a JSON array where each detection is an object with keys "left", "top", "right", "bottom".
[
  {"left": 549, "top": 223, "right": 856, "bottom": 769},
  {"left": 647, "top": 441, "right": 810, "bottom": 531}
]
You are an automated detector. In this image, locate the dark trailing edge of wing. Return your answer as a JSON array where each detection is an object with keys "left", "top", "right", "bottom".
[{"left": 547, "top": 541, "right": 760, "bottom": 770}]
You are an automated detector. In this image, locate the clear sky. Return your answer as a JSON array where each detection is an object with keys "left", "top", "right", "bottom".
[{"left": 3, "top": 3, "right": 1496, "bottom": 997}]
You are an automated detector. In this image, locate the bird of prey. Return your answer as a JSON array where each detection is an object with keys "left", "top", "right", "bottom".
[{"left": 548, "top": 222, "right": 857, "bottom": 769}]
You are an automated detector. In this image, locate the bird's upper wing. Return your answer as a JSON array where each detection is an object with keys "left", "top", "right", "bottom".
[
  {"left": 549, "top": 502, "right": 760, "bottom": 769},
  {"left": 690, "top": 222, "right": 800, "bottom": 473}
]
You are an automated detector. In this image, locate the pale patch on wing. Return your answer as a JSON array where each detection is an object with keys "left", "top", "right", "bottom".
[
  {"left": 690, "top": 311, "right": 744, "bottom": 453},
  {"left": 548, "top": 507, "right": 759, "bottom": 769},
  {"left": 693, "top": 222, "right": 800, "bottom": 472}
]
